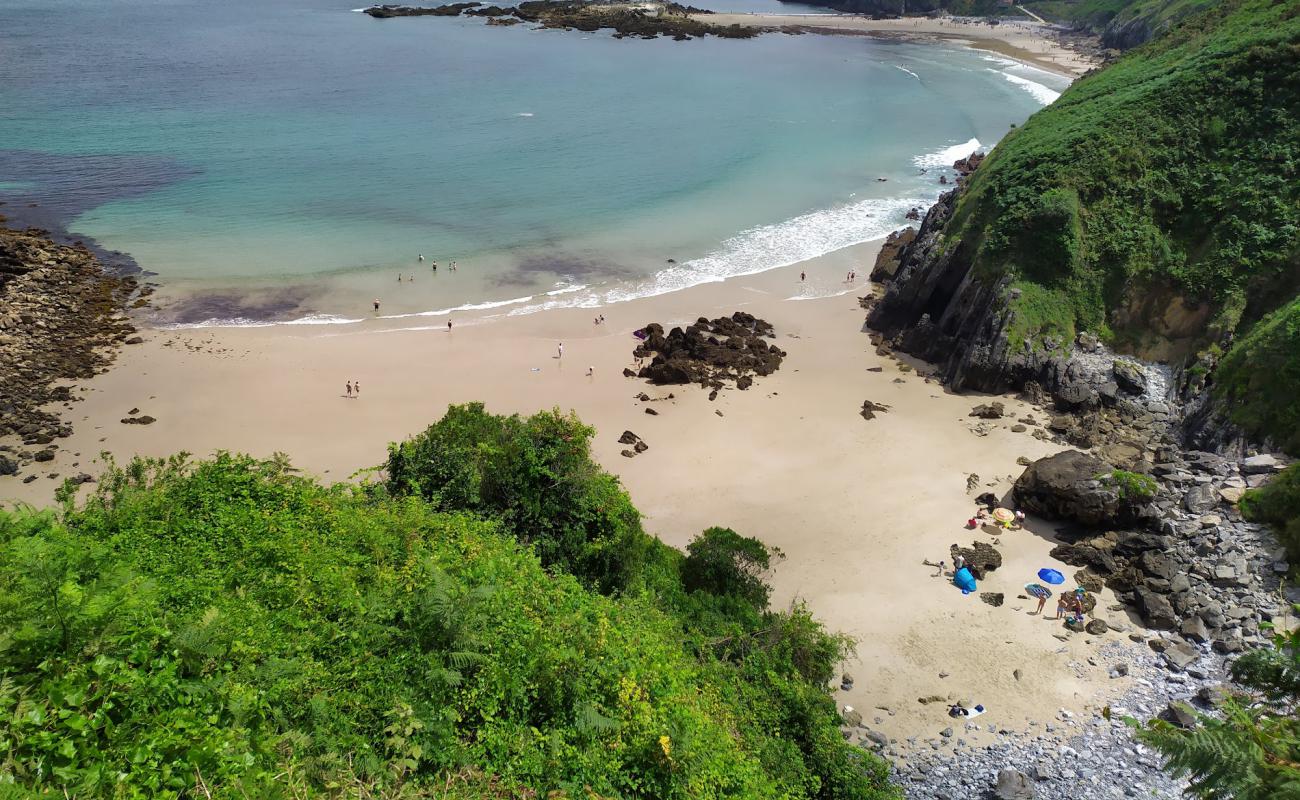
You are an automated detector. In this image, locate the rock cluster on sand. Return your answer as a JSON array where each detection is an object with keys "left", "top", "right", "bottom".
[
  {"left": 0, "top": 226, "right": 140, "bottom": 481},
  {"left": 631, "top": 312, "right": 786, "bottom": 390}
]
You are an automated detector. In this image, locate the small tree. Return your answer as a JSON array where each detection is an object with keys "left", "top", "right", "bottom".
[
  {"left": 681, "top": 526, "right": 778, "bottom": 610},
  {"left": 1133, "top": 613, "right": 1300, "bottom": 799}
]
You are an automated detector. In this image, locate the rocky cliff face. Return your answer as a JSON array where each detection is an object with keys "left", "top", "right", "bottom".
[{"left": 868, "top": 189, "right": 1076, "bottom": 398}]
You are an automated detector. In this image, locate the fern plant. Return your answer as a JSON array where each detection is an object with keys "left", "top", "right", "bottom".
[{"left": 1132, "top": 613, "right": 1300, "bottom": 798}]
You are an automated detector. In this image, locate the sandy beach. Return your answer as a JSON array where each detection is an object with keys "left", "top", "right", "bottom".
[
  {"left": 696, "top": 13, "right": 1101, "bottom": 77},
  {"left": 2, "top": 238, "right": 1149, "bottom": 747}
]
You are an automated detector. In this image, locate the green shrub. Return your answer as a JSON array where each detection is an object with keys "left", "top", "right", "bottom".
[
  {"left": 0, "top": 420, "right": 898, "bottom": 798},
  {"left": 1100, "top": 469, "right": 1159, "bottom": 500},
  {"left": 1215, "top": 298, "right": 1300, "bottom": 455},
  {"left": 1240, "top": 463, "right": 1300, "bottom": 563},
  {"left": 385, "top": 403, "right": 648, "bottom": 592},
  {"left": 1132, "top": 611, "right": 1300, "bottom": 798}
]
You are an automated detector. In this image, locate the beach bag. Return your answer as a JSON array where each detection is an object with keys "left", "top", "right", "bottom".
[{"left": 953, "top": 567, "right": 977, "bottom": 594}]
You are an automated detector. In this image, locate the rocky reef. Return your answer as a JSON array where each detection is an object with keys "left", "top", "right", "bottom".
[
  {"left": 365, "top": 1, "right": 759, "bottom": 40},
  {"left": 0, "top": 226, "right": 142, "bottom": 483},
  {"left": 630, "top": 312, "right": 785, "bottom": 390}
]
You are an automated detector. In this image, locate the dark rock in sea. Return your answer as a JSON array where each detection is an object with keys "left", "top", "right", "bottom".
[
  {"left": 620, "top": 449, "right": 636, "bottom": 458},
  {"left": 364, "top": 3, "right": 481, "bottom": 18},
  {"left": 633, "top": 440, "right": 648, "bottom": 453},
  {"left": 618, "top": 430, "right": 639, "bottom": 445}
]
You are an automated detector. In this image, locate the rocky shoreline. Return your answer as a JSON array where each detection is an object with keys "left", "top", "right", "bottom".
[
  {"left": 0, "top": 225, "right": 144, "bottom": 485},
  {"left": 855, "top": 159, "right": 1294, "bottom": 798},
  {"left": 364, "top": 1, "right": 758, "bottom": 40}
]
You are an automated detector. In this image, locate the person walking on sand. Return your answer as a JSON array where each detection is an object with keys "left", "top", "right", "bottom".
[
  {"left": 346, "top": 381, "right": 353, "bottom": 398},
  {"left": 586, "top": 366, "right": 593, "bottom": 377},
  {"left": 447, "top": 319, "right": 452, "bottom": 332},
  {"left": 557, "top": 342, "right": 564, "bottom": 359},
  {"left": 354, "top": 380, "right": 360, "bottom": 397},
  {"left": 800, "top": 271, "right": 806, "bottom": 281}
]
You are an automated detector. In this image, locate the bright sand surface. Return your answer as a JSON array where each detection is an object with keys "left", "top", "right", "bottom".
[
  {"left": 3, "top": 239, "right": 1145, "bottom": 747},
  {"left": 697, "top": 13, "right": 1101, "bottom": 77}
]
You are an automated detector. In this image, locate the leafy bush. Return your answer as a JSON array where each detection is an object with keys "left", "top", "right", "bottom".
[
  {"left": 1100, "top": 469, "right": 1159, "bottom": 500},
  {"left": 681, "top": 526, "right": 780, "bottom": 611},
  {"left": 1215, "top": 298, "right": 1300, "bottom": 455},
  {"left": 385, "top": 403, "right": 648, "bottom": 592},
  {"left": 0, "top": 414, "right": 898, "bottom": 798},
  {"left": 1240, "top": 463, "right": 1300, "bottom": 563}
]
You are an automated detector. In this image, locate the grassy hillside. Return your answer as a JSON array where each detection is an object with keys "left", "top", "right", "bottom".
[
  {"left": 943, "top": 0, "right": 1300, "bottom": 446},
  {"left": 0, "top": 407, "right": 897, "bottom": 799}
]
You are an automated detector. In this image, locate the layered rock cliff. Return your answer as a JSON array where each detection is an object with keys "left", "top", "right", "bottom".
[{"left": 869, "top": 0, "right": 1300, "bottom": 455}]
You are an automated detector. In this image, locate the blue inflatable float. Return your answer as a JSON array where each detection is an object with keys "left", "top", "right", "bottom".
[{"left": 953, "top": 566, "right": 977, "bottom": 594}]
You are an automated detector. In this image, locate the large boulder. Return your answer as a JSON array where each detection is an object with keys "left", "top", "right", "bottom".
[
  {"left": 1112, "top": 359, "right": 1147, "bottom": 395},
  {"left": 1013, "top": 450, "right": 1152, "bottom": 528},
  {"left": 995, "top": 768, "right": 1035, "bottom": 800},
  {"left": 1134, "top": 587, "right": 1177, "bottom": 630}
]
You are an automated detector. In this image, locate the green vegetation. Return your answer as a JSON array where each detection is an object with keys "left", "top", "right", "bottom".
[
  {"left": 0, "top": 406, "right": 898, "bottom": 799},
  {"left": 1241, "top": 463, "right": 1300, "bottom": 563},
  {"left": 1099, "top": 469, "right": 1159, "bottom": 500},
  {"left": 1006, "top": 281, "right": 1078, "bottom": 349},
  {"left": 1022, "top": 0, "right": 1216, "bottom": 33},
  {"left": 1215, "top": 298, "right": 1300, "bottom": 454},
  {"left": 956, "top": 0, "right": 1300, "bottom": 330},
  {"left": 1132, "top": 615, "right": 1300, "bottom": 799}
]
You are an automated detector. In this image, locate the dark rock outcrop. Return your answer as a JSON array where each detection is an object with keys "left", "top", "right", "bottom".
[
  {"left": 1013, "top": 450, "right": 1154, "bottom": 528},
  {"left": 631, "top": 312, "right": 785, "bottom": 390},
  {"left": 0, "top": 226, "right": 140, "bottom": 480}
]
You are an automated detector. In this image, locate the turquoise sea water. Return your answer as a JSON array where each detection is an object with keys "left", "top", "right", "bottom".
[{"left": 0, "top": 0, "right": 1068, "bottom": 325}]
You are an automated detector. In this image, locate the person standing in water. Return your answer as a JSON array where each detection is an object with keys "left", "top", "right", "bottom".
[
  {"left": 800, "top": 271, "right": 806, "bottom": 281},
  {"left": 418, "top": 254, "right": 424, "bottom": 263},
  {"left": 373, "top": 299, "right": 380, "bottom": 312}
]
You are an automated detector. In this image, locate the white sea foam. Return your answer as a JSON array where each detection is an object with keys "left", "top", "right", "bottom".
[
  {"left": 999, "top": 72, "right": 1060, "bottom": 105},
  {"left": 505, "top": 194, "right": 931, "bottom": 317},
  {"left": 163, "top": 317, "right": 277, "bottom": 330},
  {"left": 284, "top": 313, "right": 364, "bottom": 325},
  {"left": 545, "top": 283, "right": 588, "bottom": 296},
  {"left": 379, "top": 295, "right": 536, "bottom": 320},
  {"left": 894, "top": 65, "right": 920, "bottom": 80},
  {"left": 515, "top": 112, "right": 534, "bottom": 117},
  {"left": 912, "top": 137, "right": 981, "bottom": 169}
]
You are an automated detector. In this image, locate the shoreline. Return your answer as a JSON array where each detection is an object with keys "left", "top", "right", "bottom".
[
  {"left": 694, "top": 13, "right": 1100, "bottom": 78},
  {"left": 0, "top": 236, "right": 1146, "bottom": 751}
]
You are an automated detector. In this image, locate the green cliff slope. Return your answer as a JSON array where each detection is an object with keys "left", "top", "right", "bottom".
[{"left": 945, "top": 0, "right": 1300, "bottom": 447}]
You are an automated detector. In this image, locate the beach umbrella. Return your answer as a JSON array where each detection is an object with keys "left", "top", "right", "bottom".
[
  {"left": 1038, "top": 568, "right": 1065, "bottom": 585},
  {"left": 992, "top": 508, "right": 1016, "bottom": 524}
]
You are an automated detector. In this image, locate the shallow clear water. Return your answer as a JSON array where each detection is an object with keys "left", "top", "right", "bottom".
[{"left": 0, "top": 0, "right": 1068, "bottom": 325}]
